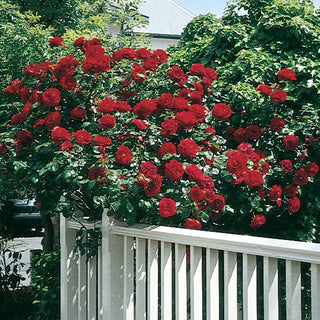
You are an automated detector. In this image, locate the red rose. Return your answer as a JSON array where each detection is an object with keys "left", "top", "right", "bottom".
[
  {"left": 112, "top": 47, "right": 135, "bottom": 61},
  {"left": 172, "top": 97, "right": 188, "bottom": 112},
  {"left": 283, "top": 135, "right": 299, "bottom": 151},
  {"left": 97, "top": 98, "right": 115, "bottom": 113},
  {"left": 157, "top": 142, "right": 177, "bottom": 159},
  {"left": 99, "top": 115, "right": 116, "bottom": 129},
  {"left": 277, "top": 68, "right": 297, "bottom": 81},
  {"left": 143, "top": 57, "right": 158, "bottom": 71},
  {"left": 270, "top": 89, "right": 287, "bottom": 103},
  {"left": 190, "top": 63, "right": 207, "bottom": 77},
  {"left": 292, "top": 168, "right": 308, "bottom": 186},
  {"left": 73, "top": 130, "right": 92, "bottom": 145},
  {"left": 59, "top": 76, "right": 77, "bottom": 91},
  {"left": 133, "top": 99, "right": 157, "bottom": 119},
  {"left": 287, "top": 197, "right": 300, "bottom": 213},
  {"left": 168, "top": 66, "right": 188, "bottom": 86},
  {"left": 165, "top": 159, "right": 184, "bottom": 181},
  {"left": 60, "top": 140, "right": 73, "bottom": 152},
  {"left": 24, "top": 63, "right": 42, "bottom": 77},
  {"left": 131, "top": 65, "right": 146, "bottom": 83},
  {"left": 93, "top": 136, "right": 112, "bottom": 147},
  {"left": 88, "top": 167, "right": 107, "bottom": 185},
  {"left": 185, "top": 164, "right": 203, "bottom": 181},
  {"left": 212, "top": 103, "right": 232, "bottom": 121},
  {"left": 245, "top": 170, "right": 264, "bottom": 188},
  {"left": 184, "top": 218, "right": 202, "bottom": 230},
  {"left": 152, "top": 49, "right": 168, "bottom": 64},
  {"left": 140, "top": 161, "right": 158, "bottom": 178},
  {"left": 161, "top": 118, "right": 179, "bottom": 138},
  {"left": 51, "top": 127, "right": 71, "bottom": 145},
  {"left": 206, "top": 67, "right": 217, "bottom": 81},
  {"left": 133, "top": 119, "right": 149, "bottom": 130},
  {"left": 70, "top": 107, "right": 87, "bottom": 120},
  {"left": 210, "top": 194, "right": 225, "bottom": 211},
  {"left": 305, "top": 162, "right": 319, "bottom": 177},
  {"left": 256, "top": 84, "right": 272, "bottom": 95},
  {"left": 114, "top": 101, "right": 132, "bottom": 112},
  {"left": 250, "top": 215, "right": 266, "bottom": 228},
  {"left": 189, "top": 185, "right": 204, "bottom": 202},
  {"left": 135, "top": 48, "right": 151, "bottom": 60},
  {"left": 188, "top": 104, "right": 208, "bottom": 122},
  {"left": 3, "top": 79, "right": 22, "bottom": 96},
  {"left": 144, "top": 174, "right": 162, "bottom": 196},
  {"left": 175, "top": 111, "right": 198, "bottom": 129},
  {"left": 73, "top": 37, "right": 88, "bottom": 51},
  {"left": 197, "top": 175, "right": 214, "bottom": 191},
  {"left": 246, "top": 125, "right": 262, "bottom": 140},
  {"left": 269, "top": 185, "right": 282, "bottom": 201},
  {"left": 159, "top": 198, "right": 177, "bottom": 218},
  {"left": 49, "top": 37, "right": 64, "bottom": 47},
  {"left": 16, "top": 130, "right": 33, "bottom": 149},
  {"left": 42, "top": 88, "right": 61, "bottom": 107},
  {"left": 178, "top": 139, "right": 199, "bottom": 158},
  {"left": 284, "top": 184, "right": 299, "bottom": 198},
  {"left": 233, "top": 128, "right": 248, "bottom": 142},
  {"left": 279, "top": 159, "right": 293, "bottom": 173},
  {"left": 115, "top": 145, "right": 132, "bottom": 165},
  {"left": 226, "top": 150, "right": 248, "bottom": 177},
  {"left": 43, "top": 111, "right": 63, "bottom": 130},
  {"left": 270, "top": 117, "right": 285, "bottom": 131}
]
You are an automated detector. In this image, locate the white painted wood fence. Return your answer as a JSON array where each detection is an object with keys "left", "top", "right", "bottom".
[{"left": 60, "top": 213, "right": 320, "bottom": 320}]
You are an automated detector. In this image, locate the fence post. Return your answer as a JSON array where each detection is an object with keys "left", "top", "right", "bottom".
[{"left": 101, "top": 212, "right": 125, "bottom": 320}]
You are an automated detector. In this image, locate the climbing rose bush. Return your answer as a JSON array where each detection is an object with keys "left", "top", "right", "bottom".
[{"left": 1, "top": 37, "right": 319, "bottom": 238}]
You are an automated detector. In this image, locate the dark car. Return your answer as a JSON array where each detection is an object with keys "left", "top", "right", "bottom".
[{"left": 11, "top": 198, "right": 43, "bottom": 236}]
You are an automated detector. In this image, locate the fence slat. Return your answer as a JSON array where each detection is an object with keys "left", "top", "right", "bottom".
[
  {"left": 124, "top": 236, "right": 135, "bottom": 320},
  {"left": 206, "top": 248, "right": 219, "bottom": 320},
  {"left": 87, "top": 255, "right": 97, "bottom": 320},
  {"left": 147, "top": 240, "right": 159, "bottom": 320},
  {"left": 311, "top": 263, "right": 320, "bottom": 320},
  {"left": 263, "top": 257, "right": 278, "bottom": 320},
  {"left": 78, "top": 251, "right": 87, "bottom": 320},
  {"left": 190, "top": 246, "right": 203, "bottom": 320},
  {"left": 224, "top": 251, "right": 238, "bottom": 320},
  {"left": 243, "top": 254, "right": 257, "bottom": 320},
  {"left": 286, "top": 260, "right": 301, "bottom": 320},
  {"left": 136, "top": 238, "right": 147, "bottom": 320},
  {"left": 161, "top": 242, "right": 172, "bottom": 320},
  {"left": 175, "top": 244, "right": 187, "bottom": 320}
]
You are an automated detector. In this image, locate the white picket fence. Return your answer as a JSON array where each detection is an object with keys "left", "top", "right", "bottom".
[{"left": 60, "top": 213, "right": 320, "bottom": 320}]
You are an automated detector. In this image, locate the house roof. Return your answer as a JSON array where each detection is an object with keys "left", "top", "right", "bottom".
[{"left": 134, "top": 0, "right": 195, "bottom": 37}]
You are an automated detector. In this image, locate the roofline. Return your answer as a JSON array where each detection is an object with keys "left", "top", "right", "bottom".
[
  {"left": 134, "top": 32, "right": 181, "bottom": 39},
  {"left": 168, "top": 0, "right": 196, "bottom": 18}
]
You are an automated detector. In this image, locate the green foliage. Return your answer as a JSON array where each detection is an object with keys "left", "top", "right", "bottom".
[{"left": 30, "top": 250, "right": 60, "bottom": 320}]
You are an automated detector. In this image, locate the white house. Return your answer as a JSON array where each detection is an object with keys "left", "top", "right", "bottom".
[{"left": 108, "top": 0, "right": 196, "bottom": 49}]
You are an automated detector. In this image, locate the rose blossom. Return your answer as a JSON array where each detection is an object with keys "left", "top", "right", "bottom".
[
  {"left": 97, "top": 98, "right": 115, "bottom": 113},
  {"left": 51, "top": 127, "right": 71, "bottom": 145},
  {"left": 42, "top": 88, "right": 61, "bottom": 107},
  {"left": 269, "top": 185, "right": 282, "bottom": 201},
  {"left": 99, "top": 115, "right": 116, "bottom": 129},
  {"left": 73, "top": 130, "right": 92, "bottom": 145},
  {"left": 250, "top": 215, "right": 266, "bottom": 228},
  {"left": 197, "top": 175, "right": 214, "bottom": 191},
  {"left": 245, "top": 170, "right": 264, "bottom": 188},
  {"left": 284, "top": 184, "right": 299, "bottom": 198},
  {"left": 168, "top": 66, "right": 188, "bottom": 86},
  {"left": 157, "top": 142, "right": 177, "bottom": 159},
  {"left": 212, "top": 103, "right": 232, "bottom": 121},
  {"left": 115, "top": 145, "right": 132, "bottom": 165},
  {"left": 161, "top": 118, "right": 179, "bottom": 137},
  {"left": 305, "top": 162, "right": 319, "bottom": 177},
  {"left": 270, "top": 117, "right": 285, "bottom": 131},
  {"left": 189, "top": 185, "right": 204, "bottom": 202},
  {"left": 133, "top": 99, "right": 157, "bottom": 119},
  {"left": 292, "top": 168, "right": 308, "bottom": 186},
  {"left": 287, "top": 197, "right": 301, "bottom": 213},
  {"left": 43, "top": 111, "right": 63, "bottom": 130},
  {"left": 159, "top": 198, "right": 177, "bottom": 218},
  {"left": 185, "top": 164, "right": 203, "bottom": 181},
  {"left": 270, "top": 89, "right": 287, "bottom": 103},
  {"left": 279, "top": 159, "right": 293, "bottom": 173},
  {"left": 277, "top": 68, "right": 297, "bottom": 81},
  {"left": 210, "top": 194, "right": 225, "bottom": 211},
  {"left": 70, "top": 107, "right": 87, "bottom": 120},
  {"left": 283, "top": 135, "right": 299, "bottom": 151},
  {"left": 140, "top": 161, "right": 158, "bottom": 178},
  {"left": 175, "top": 111, "right": 198, "bottom": 129},
  {"left": 93, "top": 136, "right": 112, "bottom": 147},
  {"left": 178, "top": 139, "right": 199, "bottom": 158},
  {"left": 184, "top": 218, "right": 202, "bottom": 230},
  {"left": 165, "top": 159, "right": 184, "bottom": 181},
  {"left": 144, "top": 174, "right": 162, "bottom": 196},
  {"left": 256, "top": 84, "right": 272, "bottom": 95},
  {"left": 49, "top": 37, "right": 64, "bottom": 47},
  {"left": 133, "top": 119, "right": 149, "bottom": 130}
]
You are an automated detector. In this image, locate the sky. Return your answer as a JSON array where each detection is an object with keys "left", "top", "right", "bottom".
[{"left": 174, "top": 0, "right": 320, "bottom": 17}]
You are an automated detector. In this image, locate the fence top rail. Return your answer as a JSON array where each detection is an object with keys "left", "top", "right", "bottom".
[{"left": 109, "top": 220, "right": 320, "bottom": 264}]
